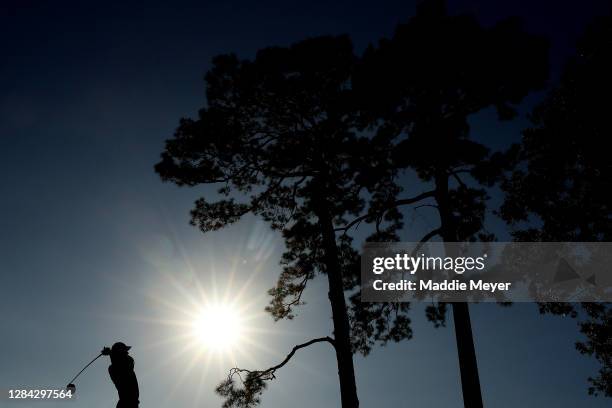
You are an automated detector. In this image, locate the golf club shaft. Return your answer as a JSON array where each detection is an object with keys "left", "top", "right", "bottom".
[{"left": 67, "top": 353, "right": 103, "bottom": 385}]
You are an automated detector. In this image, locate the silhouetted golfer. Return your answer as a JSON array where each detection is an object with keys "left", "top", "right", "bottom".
[{"left": 102, "top": 342, "right": 140, "bottom": 408}]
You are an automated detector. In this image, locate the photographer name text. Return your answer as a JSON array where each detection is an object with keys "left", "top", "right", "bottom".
[{"left": 372, "top": 279, "right": 511, "bottom": 293}]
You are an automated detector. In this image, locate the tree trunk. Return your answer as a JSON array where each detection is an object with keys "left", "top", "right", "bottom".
[
  {"left": 451, "top": 302, "right": 482, "bottom": 408},
  {"left": 317, "top": 205, "right": 360, "bottom": 408},
  {"left": 435, "top": 170, "right": 484, "bottom": 408}
]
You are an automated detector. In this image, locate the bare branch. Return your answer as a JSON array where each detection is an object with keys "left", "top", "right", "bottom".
[
  {"left": 217, "top": 336, "right": 336, "bottom": 407},
  {"left": 451, "top": 172, "right": 467, "bottom": 188},
  {"left": 417, "top": 228, "right": 441, "bottom": 248},
  {"left": 393, "top": 191, "right": 436, "bottom": 206},
  {"left": 336, "top": 190, "right": 436, "bottom": 233},
  {"left": 226, "top": 336, "right": 335, "bottom": 382},
  {"left": 414, "top": 204, "right": 438, "bottom": 211}
]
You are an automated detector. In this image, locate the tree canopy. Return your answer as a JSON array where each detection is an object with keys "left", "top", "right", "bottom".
[
  {"left": 501, "top": 12, "right": 612, "bottom": 397},
  {"left": 156, "top": 35, "right": 410, "bottom": 408}
]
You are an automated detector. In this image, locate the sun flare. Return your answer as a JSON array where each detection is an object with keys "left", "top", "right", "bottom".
[
  {"left": 125, "top": 222, "right": 283, "bottom": 403},
  {"left": 192, "top": 303, "right": 244, "bottom": 352}
]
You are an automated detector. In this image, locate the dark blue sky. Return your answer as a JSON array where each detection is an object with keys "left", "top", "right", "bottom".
[{"left": 1, "top": 1, "right": 611, "bottom": 407}]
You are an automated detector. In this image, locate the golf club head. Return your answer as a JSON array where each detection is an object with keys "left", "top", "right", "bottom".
[{"left": 66, "top": 383, "right": 76, "bottom": 394}]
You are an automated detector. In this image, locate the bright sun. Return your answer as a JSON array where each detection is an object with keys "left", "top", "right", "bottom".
[{"left": 192, "top": 303, "right": 243, "bottom": 352}]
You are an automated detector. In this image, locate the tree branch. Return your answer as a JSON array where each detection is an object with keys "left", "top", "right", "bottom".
[
  {"left": 336, "top": 191, "right": 436, "bottom": 233},
  {"left": 416, "top": 228, "right": 441, "bottom": 248},
  {"left": 217, "top": 337, "right": 335, "bottom": 406},
  {"left": 226, "top": 336, "right": 335, "bottom": 382},
  {"left": 451, "top": 172, "right": 467, "bottom": 188},
  {"left": 393, "top": 191, "right": 436, "bottom": 206},
  {"left": 414, "top": 204, "right": 438, "bottom": 211},
  {"left": 279, "top": 271, "right": 312, "bottom": 316}
]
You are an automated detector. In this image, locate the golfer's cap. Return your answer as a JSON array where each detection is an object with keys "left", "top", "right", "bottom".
[{"left": 111, "top": 342, "right": 131, "bottom": 353}]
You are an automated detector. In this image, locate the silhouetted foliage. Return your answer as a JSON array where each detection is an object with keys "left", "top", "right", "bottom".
[
  {"left": 501, "top": 15, "right": 611, "bottom": 242},
  {"left": 501, "top": 12, "right": 612, "bottom": 397},
  {"left": 216, "top": 371, "right": 265, "bottom": 408},
  {"left": 577, "top": 303, "right": 612, "bottom": 397}
]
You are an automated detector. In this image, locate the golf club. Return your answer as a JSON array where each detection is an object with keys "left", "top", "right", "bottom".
[{"left": 65, "top": 350, "right": 108, "bottom": 393}]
